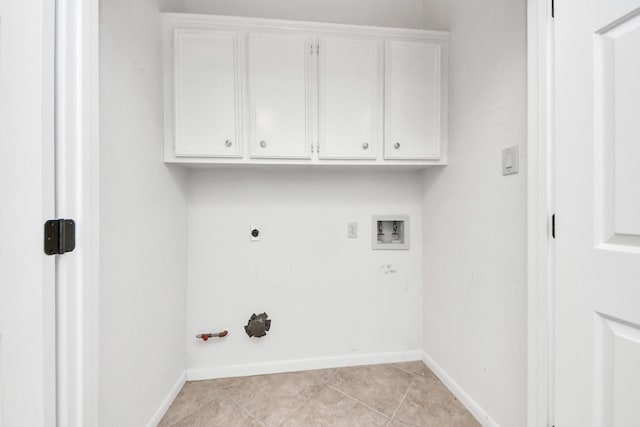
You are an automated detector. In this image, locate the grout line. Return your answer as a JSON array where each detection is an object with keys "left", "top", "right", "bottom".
[
  {"left": 221, "top": 377, "right": 267, "bottom": 427},
  {"left": 275, "top": 368, "right": 340, "bottom": 426},
  {"left": 389, "top": 364, "right": 415, "bottom": 375},
  {"left": 166, "top": 394, "right": 225, "bottom": 427},
  {"left": 385, "top": 378, "right": 415, "bottom": 427},
  {"left": 231, "top": 397, "right": 266, "bottom": 427},
  {"left": 224, "top": 391, "right": 266, "bottom": 427},
  {"left": 224, "top": 393, "right": 267, "bottom": 427},
  {"left": 326, "top": 384, "right": 391, "bottom": 421},
  {"left": 389, "top": 361, "right": 426, "bottom": 377},
  {"left": 323, "top": 367, "right": 341, "bottom": 383},
  {"left": 276, "top": 383, "right": 324, "bottom": 427},
  {"left": 164, "top": 380, "right": 226, "bottom": 426}
]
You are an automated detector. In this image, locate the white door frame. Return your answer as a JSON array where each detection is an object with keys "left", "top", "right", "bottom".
[
  {"left": 55, "top": 0, "right": 100, "bottom": 425},
  {"left": 527, "top": 0, "right": 554, "bottom": 426}
]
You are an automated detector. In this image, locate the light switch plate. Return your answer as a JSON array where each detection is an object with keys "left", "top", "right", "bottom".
[
  {"left": 502, "top": 146, "right": 519, "bottom": 175},
  {"left": 348, "top": 222, "right": 358, "bottom": 238}
]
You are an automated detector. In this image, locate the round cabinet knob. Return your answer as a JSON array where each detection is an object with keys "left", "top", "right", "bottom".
[
  {"left": 259, "top": 140, "right": 267, "bottom": 148},
  {"left": 394, "top": 142, "right": 401, "bottom": 149},
  {"left": 225, "top": 139, "right": 232, "bottom": 147},
  {"left": 362, "top": 143, "right": 369, "bottom": 150}
]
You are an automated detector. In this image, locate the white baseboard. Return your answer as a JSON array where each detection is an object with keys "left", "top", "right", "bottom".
[
  {"left": 422, "top": 352, "right": 499, "bottom": 427},
  {"left": 186, "top": 350, "right": 423, "bottom": 381},
  {"left": 146, "top": 371, "right": 186, "bottom": 427}
]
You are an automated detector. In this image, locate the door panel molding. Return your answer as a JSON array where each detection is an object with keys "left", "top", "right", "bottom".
[
  {"left": 594, "top": 313, "right": 640, "bottom": 426},
  {"left": 594, "top": 9, "right": 640, "bottom": 251}
]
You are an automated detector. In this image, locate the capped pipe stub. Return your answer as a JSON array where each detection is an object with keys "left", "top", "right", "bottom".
[
  {"left": 196, "top": 330, "right": 229, "bottom": 341},
  {"left": 245, "top": 313, "right": 271, "bottom": 338}
]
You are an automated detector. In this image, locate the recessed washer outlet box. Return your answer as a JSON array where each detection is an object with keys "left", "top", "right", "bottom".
[{"left": 372, "top": 215, "right": 409, "bottom": 250}]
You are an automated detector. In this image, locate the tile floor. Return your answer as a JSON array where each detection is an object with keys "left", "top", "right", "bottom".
[{"left": 159, "top": 361, "right": 480, "bottom": 427}]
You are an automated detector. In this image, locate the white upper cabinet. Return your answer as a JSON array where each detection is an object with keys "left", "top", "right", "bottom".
[
  {"left": 248, "top": 33, "right": 312, "bottom": 159},
  {"left": 162, "top": 14, "right": 448, "bottom": 166},
  {"left": 318, "top": 37, "right": 380, "bottom": 160},
  {"left": 171, "top": 29, "right": 242, "bottom": 157},
  {"left": 384, "top": 41, "right": 442, "bottom": 160}
]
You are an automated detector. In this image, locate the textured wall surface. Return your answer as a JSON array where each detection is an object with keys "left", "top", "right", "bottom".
[
  {"left": 98, "top": 0, "right": 528, "bottom": 424},
  {"left": 183, "top": 0, "right": 425, "bottom": 28},
  {"left": 421, "top": 0, "right": 528, "bottom": 425},
  {"left": 100, "top": 0, "right": 188, "bottom": 425},
  {"left": 187, "top": 170, "right": 424, "bottom": 375}
]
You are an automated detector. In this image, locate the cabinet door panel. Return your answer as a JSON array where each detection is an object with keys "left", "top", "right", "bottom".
[
  {"left": 174, "top": 30, "right": 241, "bottom": 157},
  {"left": 385, "top": 41, "right": 441, "bottom": 159},
  {"left": 319, "top": 37, "right": 380, "bottom": 159},
  {"left": 249, "top": 33, "right": 311, "bottom": 159}
]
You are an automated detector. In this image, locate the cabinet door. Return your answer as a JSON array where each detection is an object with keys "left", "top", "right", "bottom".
[
  {"left": 248, "top": 33, "right": 312, "bottom": 159},
  {"left": 385, "top": 41, "right": 441, "bottom": 160},
  {"left": 173, "top": 30, "right": 242, "bottom": 157},
  {"left": 318, "top": 37, "right": 380, "bottom": 159}
]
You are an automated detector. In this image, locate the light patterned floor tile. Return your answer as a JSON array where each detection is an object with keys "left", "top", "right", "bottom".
[
  {"left": 159, "top": 377, "right": 253, "bottom": 426},
  {"left": 392, "top": 376, "right": 480, "bottom": 427},
  {"left": 157, "top": 363, "right": 479, "bottom": 427},
  {"left": 391, "top": 361, "right": 438, "bottom": 381},
  {"left": 226, "top": 370, "right": 327, "bottom": 426},
  {"left": 172, "top": 397, "right": 262, "bottom": 427},
  {"left": 281, "top": 385, "right": 388, "bottom": 427},
  {"left": 327, "top": 364, "right": 414, "bottom": 417}
]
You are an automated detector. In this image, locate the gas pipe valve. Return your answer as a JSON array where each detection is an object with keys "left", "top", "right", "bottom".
[{"left": 196, "top": 330, "right": 228, "bottom": 341}]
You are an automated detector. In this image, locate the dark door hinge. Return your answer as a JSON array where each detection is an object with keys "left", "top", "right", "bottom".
[
  {"left": 551, "top": 0, "right": 555, "bottom": 17},
  {"left": 552, "top": 214, "right": 556, "bottom": 239},
  {"left": 44, "top": 219, "right": 76, "bottom": 255}
]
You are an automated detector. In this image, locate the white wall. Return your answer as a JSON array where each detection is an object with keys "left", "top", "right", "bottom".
[
  {"left": 179, "top": 0, "right": 428, "bottom": 379},
  {"left": 187, "top": 170, "right": 423, "bottom": 377},
  {"left": 420, "top": 1, "right": 527, "bottom": 426},
  {"left": 100, "top": 0, "right": 188, "bottom": 425},
  {"left": 183, "top": 0, "right": 425, "bottom": 29},
  {"left": 158, "top": 0, "right": 185, "bottom": 12},
  {"left": 99, "top": 0, "right": 527, "bottom": 424}
]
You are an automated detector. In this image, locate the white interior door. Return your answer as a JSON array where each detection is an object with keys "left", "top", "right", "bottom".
[
  {"left": 318, "top": 36, "right": 380, "bottom": 160},
  {"left": 173, "top": 29, "right": 242, "bottom": 158},
  {"left": 248, "top": 32, "right": 312, "bottom": 159},
  {"left": 555, "top": 0, "right": 640, "bottom": 425},
  {"left": 0, "top": 1, "right": 56, "bottom": 426}
]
